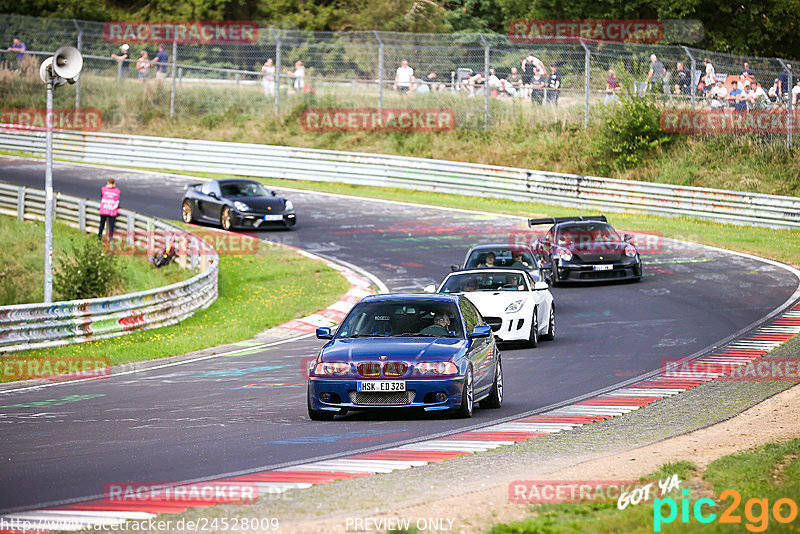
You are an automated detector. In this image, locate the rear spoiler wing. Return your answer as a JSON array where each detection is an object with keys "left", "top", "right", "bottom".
[{"left": 528, "top": 215, "right": 607, "bottom": 227}]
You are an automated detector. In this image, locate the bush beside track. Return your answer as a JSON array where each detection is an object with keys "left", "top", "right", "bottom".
[
  {"left": 3, "top": 239, "right": 350, "bottom": 378},
  {"left": 0, "top": 214, "right": 185, "bottom": 306}
]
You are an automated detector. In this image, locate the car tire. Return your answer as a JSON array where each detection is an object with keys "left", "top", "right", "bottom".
[
  {"left": 181, "top": 200, "right": 195, "bottom": 224},
  {"left": 480, "top": 356, "right": 503, "bottom": 409},
  {"left": 220, "top": 206, "right": 233, "bottom": 231},
  {"left": 540, "top": 304, "right": 555, "bottom": 341},
  {"left": 307, "top": 387, "right": 336, "bottom": 421},
  {"left": 528, "top": 306, "right": 539, "bottom": 348},
  {"left": 454, "top": 365, "right": 474, "bottom": 418}
]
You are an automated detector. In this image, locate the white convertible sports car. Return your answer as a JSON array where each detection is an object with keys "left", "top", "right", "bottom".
[{"left": 426, "top": 269, "right": 555, "bottom": 347}]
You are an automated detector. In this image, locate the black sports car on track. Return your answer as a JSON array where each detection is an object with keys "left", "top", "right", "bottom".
[
  {"left": 181, "top": 179, "right": 296, "bottom": 230},
  {"left": 530, "top": 216, "right": 642, "bottom": 284}
]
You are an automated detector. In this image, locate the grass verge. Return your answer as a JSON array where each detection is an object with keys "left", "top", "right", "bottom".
[
  {"left": 0, "top": 214, "right": 185, "bottom": 305},
  {"left": 4, "top": 238, "right": 350, "bottom": 379},
  {"left": 491, "top": 439, "right": 800, "bottom": 533}
]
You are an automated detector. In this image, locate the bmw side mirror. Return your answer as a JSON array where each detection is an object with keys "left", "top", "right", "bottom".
[
  {"left": 316, "top": 327, "right": 333, "bottom": 339},
  {"left": 533, "top": 281, "right": 549, "bottom": 291},
  {"left": 423, "top": 284, "right": 436, "bottom": 293},
  {"left": 469, "top": 325, "right": 492, "bottom": 339}
]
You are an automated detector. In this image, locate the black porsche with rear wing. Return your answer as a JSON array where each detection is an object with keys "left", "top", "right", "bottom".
[{"left": 529, "top": 216, "right": 642, "bottom": 284}]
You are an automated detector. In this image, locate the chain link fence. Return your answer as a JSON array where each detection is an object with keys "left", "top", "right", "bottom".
[{"left": 1, "top": 13, "right": 795, "bottom": 144}]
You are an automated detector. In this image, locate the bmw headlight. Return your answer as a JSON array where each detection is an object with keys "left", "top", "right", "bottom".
[
  {"left": 505, "top": 300, "right": 525, "bottom": 313},
  {"left": 284, "top": 200, "right": 294, "bottom": 211},
  {"left": 624, "top": 244, "right": 638, "bottom": 258},
  {"left": 233, "top": 201, "right": 250, "bottom": 212}
]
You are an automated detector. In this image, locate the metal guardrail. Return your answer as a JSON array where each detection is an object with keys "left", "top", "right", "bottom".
[
  {"left": 0, "top": 182, "right": 219, "bottom": 353},
  {"left": 1, "top": 129, "right": 799, "bottom": 228}
]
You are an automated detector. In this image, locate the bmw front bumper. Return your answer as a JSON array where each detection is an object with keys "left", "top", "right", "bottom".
[{"left": 308, "top": 377, "right": 466, "bottom": 413}]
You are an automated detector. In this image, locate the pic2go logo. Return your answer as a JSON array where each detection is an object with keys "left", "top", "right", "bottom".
[{"left": 654, "top": 489, "right": 799, "bottom": 532}]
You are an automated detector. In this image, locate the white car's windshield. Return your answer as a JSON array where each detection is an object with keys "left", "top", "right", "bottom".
[
  {"left": 465, "top": 248, "right": 536, "bottom": 269},
  {"left": 441, "top": 272, "right": 528, "bottom": 293},
  {"left": 337, "top": 300, "right": 464, "bottom": 338}
]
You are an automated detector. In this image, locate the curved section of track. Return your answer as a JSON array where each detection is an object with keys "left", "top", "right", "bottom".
[{"left": 0, "top": 157, "right": 797, "bottom": 513}]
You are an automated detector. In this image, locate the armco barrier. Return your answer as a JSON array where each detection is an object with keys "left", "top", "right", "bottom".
[
  {"left": 0, "top": 182, "right": 219, "bottom": 353},
  {"left": 1, "top": 128, "right": 799, "bottom": 228}
]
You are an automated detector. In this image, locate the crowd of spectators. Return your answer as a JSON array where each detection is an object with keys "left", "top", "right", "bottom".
[
  {"left": 646, "top": 54, "right": 797, "bottom": 110},
  {"left": 8, "top": 34, "right": 798, "bottom": 111},
  {"left": 387, "top": 53, "right": 563, "bottom": 105}
]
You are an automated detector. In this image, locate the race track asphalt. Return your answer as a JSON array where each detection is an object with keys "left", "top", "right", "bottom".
[{"left": 0, "top": 157, "right": 797, "bottom": 512}]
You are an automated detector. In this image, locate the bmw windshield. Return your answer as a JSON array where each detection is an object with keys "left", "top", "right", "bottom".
[{"left": 337, "top": 300, "right": 464, "bottom": 338}]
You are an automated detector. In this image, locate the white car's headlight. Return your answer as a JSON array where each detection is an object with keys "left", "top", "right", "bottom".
[
  {"left": 505, "top": 299, "right": 525, "bottom": 313},
  {"left": 233, "top": 201, "right": 250, "bottom": 212},
  {"left": 284, "top": 200, "right": 294, "bottom": 211}
]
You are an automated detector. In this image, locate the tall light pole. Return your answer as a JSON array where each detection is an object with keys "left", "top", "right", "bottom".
[{"left": 39, "top": 46, "right": 83, "bottom": 303}]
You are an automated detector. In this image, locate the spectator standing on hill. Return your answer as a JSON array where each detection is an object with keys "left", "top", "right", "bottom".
[
  {"left": 646, "top": 54, "right": 665, "bottom": 93},
  {"left": 292, "top": 60, "right": 305, "bottom": 93},
  {"left": 768, "top": 78, "right": 780, "bottom": 102},
  {"left": 7, "top": 37, "right": 27, "bottom": 67},
  {"left": 793, "top": 79, "right": 800, "bottom": 107},
  {"left": 702, "top": 58, "right": 716, "bottom": 93},
  {"left": 531, "top": 69, "right": 546, "bottom": 104},
  {"left": 521, "top": 53, "right": 545, "bottom": 98},
  {"left": 778, "top": 64, "right": 792, "bottom": 98},
  {"left": 546, "top": 63, "right": 561, "bottom": 105},
  {"left": 98, "top": 178, "right": 120, "bottom": 242},
  {"left": 261, "top": 58, "right": 276, "bottom": 96},
  {"left": 394, "top": 59, "right": 414, "bottom": 93},
  {"left": 605, "top": 68, "right": 620, "bottom": 104},
  {"left": 674, "top": 62, "right": 690, "bottom": 95},
  {"left": 136, "top": 50, "right": 150, "bottom": 82},
  {"left": 741, "top": 62, "right": 754, "bottom": 77},
  {"left": 111, "top": 44, "right": 130, "bottom": 79},
  {"left": 152, "top": 44, "right": 169, "bottom": 81}
]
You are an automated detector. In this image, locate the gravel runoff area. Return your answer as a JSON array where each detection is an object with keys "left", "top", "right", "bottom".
[{"left": 167, "top": 335, "right": 800, "bottom": 533}]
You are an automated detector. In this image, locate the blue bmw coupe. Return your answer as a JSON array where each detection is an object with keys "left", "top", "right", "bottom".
[{"left": 307, "top": 293, "right": 503, "bottom": 420}]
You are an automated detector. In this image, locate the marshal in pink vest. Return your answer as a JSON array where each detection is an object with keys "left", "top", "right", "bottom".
[{"left": 99, "top": 186, "right": 120, "bottom": 216}]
